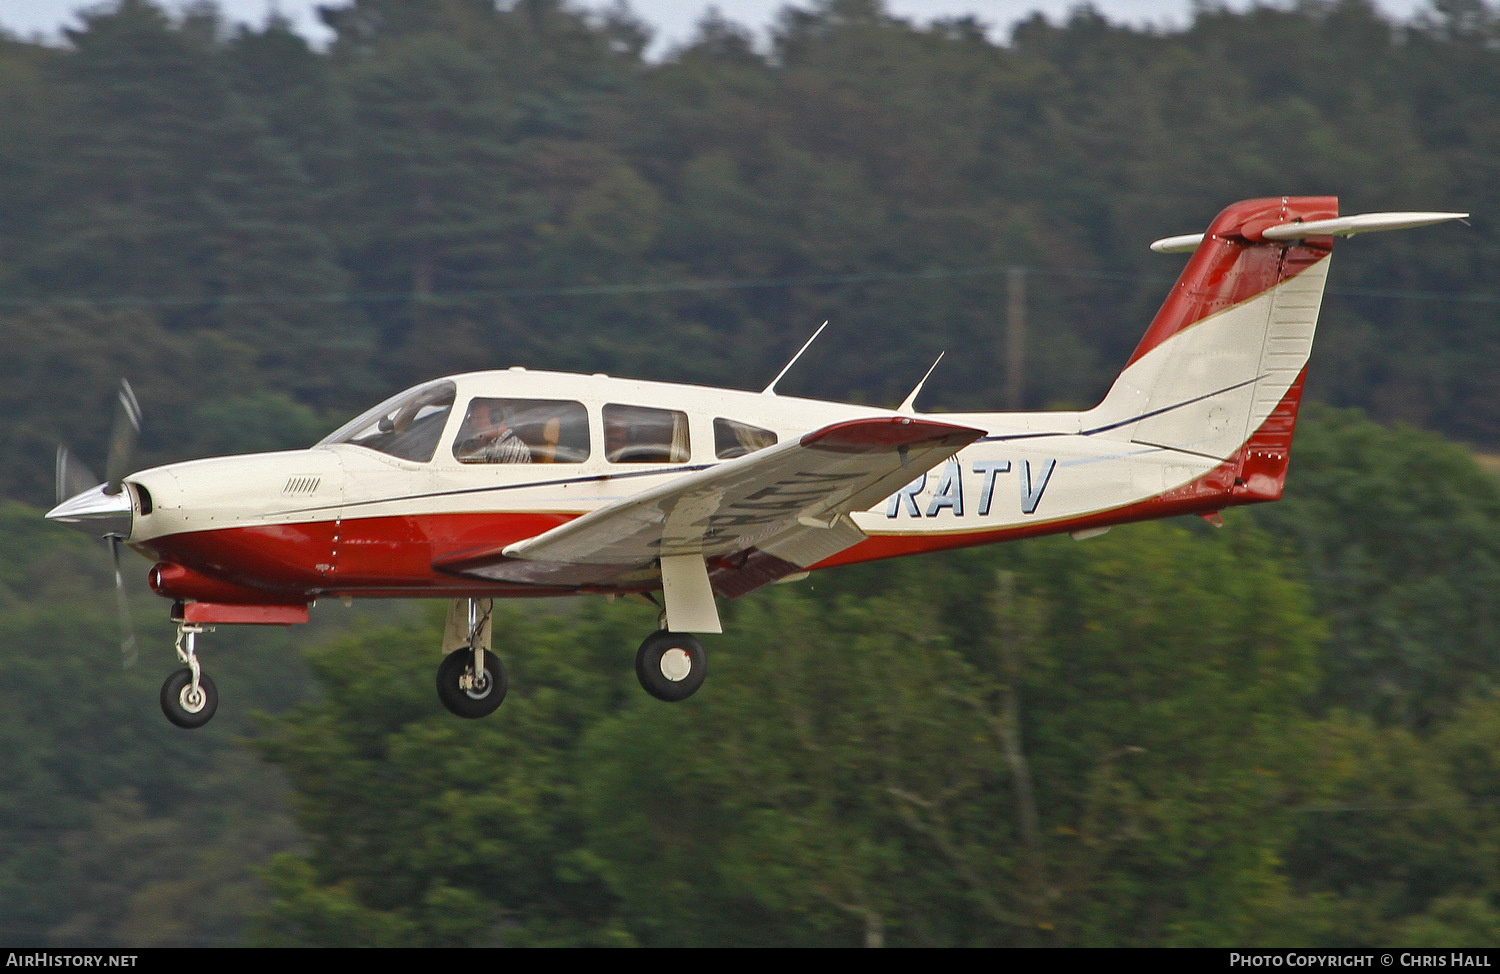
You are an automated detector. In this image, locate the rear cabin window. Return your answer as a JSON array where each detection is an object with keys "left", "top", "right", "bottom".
[
  {"left": 603, "top": 404, "right": 690, "bottom": 463},
  {"left": 453, "top": 398, "right": 590, "bottom": 464},
  {"left": 714, "top": 418, "right": 778, "bottom": 459}
]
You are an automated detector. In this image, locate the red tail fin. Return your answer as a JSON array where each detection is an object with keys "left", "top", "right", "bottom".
[
  {"left": 1126, "top": 196, "right": 1338, "bottom": 368},
  {"left": 1088, "top": 197, "right": 1339, "bottom": 498}
]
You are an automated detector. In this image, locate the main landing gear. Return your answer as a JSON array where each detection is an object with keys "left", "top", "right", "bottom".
[
  {"left": 161, "top": 623, "right": 218, "bottom": 729},
  {"left": 428, "top": 598, "right": 704, "bottom": 716},
  {"left": 436, "top": 598, "right": 507, "bottom": 719},
  {"left": 155, "top": 600, "right": 703, "bottom": 727},
  {"left": 635, "top": 630, "right": 706, "bottom": 702}
]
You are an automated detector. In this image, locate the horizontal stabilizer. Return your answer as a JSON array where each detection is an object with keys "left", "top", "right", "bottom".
[
  {"left": 1150, "top": 210, "right": 1468, "bottom": 253},
  {"left": 1149, "top": 233, "right": 1207, "bottom": 254},
  {"left": 1260, "top": 210, "right": 1469, "bottom": 240}
]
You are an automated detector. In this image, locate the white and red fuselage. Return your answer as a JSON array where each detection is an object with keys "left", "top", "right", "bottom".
[{"left": 48, "top": 197, "right": 1460, "bottom": 629}]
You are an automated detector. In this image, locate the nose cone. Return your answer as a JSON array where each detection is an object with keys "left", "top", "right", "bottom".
[{"left": 46, "top": 483, "right": 133, "bottom": 538}]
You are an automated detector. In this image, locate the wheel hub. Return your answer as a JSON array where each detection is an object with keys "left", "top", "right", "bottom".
[
  {"left": 465, "top": 669, "right": 492, "bottom": 699},
  {"left": 179, "top": 685, "right": 207, "bottom": 714},
  {"left": 659, "top": 647, "right": 693, "bottom": 682}
]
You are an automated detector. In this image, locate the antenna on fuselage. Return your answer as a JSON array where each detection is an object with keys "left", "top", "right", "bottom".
[
  {"left": 761, "top": 321, "right": 829, "bottom": 395},
  {"left": 897, "top": 352, "right": 945, "bottom": 414}
]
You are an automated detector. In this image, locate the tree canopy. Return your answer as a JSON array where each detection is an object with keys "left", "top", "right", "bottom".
[
  {"left": 5, "top": 0, "right": 1500, "bottom": 947},
  {"left": 0, "top": 0, "right": 1494, "bottom": 502}
]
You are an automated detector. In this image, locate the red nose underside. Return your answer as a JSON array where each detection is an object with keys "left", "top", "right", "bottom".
[{"left": 140, "top": 511, "right": 587, "bottom": 602}]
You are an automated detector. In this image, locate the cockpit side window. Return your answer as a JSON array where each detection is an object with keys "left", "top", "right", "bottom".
[
  {"left": 713, "top": 418, "right": 778, "bottom": 459},
  {"left": 453, "top": 399, "right": 590, "bottom": 464},
  {"left": 318, "top": 380, "right": 456, "bottom": 463},
  {"left": 603, "top": 404, "right": 690, "bottom": 463}
]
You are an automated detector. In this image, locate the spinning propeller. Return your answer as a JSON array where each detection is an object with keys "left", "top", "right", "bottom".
[
  {"left": 48, "top": 379, "right": 142, "bottom": 668},
  {"left": 105, "top": 378, "right": 142, "bottom": 498}
]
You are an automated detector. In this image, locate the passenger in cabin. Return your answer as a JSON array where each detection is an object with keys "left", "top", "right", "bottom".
[{"left": 455, "top": 400, "right": 532, "bottom": 463}]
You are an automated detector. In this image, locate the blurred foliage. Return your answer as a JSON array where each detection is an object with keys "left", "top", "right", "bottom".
[
  {"left": 246, "top": 507, "right": 1500, "bottom": 946},
  {"left": 0, "top": 0, "right": 1495, "bottom": 502},
  {"left": 4, "top": 0, "right": 1500, "bottom": 948},
  {"left": 252, "top": 520, "right": 1333, "bottom": 946},
  {"left": 0, "top": 496, "right": 393, "bottom": 945},
  {"left": 1251, "top": 405, "right": 1500, "bottom": 726}
]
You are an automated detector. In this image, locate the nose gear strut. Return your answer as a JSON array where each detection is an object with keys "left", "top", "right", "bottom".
[{"left": 161, "top": 622, "right": 219, "bottom": 729}]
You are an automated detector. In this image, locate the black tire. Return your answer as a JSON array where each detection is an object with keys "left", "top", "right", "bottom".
[
  {"left": 635, "top": 631, "right": 706, "bottom": 702},
  {"left": 160, "top": 669, "right": 218, "bottom": 729},
  {"left": 436, "top": 647, "right": 508, "bottom": 719}
]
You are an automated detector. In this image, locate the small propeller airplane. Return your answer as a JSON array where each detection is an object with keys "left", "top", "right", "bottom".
[{"left": 46, "top": 197, "right": 1468, "bottom": 728}]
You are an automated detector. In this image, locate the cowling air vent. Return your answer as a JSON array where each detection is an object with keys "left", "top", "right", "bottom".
[{"left": 283, "top": 476, "right": 321, "bottom": 495}]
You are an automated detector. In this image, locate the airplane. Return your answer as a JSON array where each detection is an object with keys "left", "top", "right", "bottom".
[{"left": 45, "top": 196, "right": 1468, "bottom": 728}]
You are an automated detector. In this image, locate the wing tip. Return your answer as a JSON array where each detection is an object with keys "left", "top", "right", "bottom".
[{"left": 801, "top": 417, "right": 984, "bottom": 454}]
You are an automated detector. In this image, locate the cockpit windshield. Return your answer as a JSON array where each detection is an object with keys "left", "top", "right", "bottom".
[{"left": 317, "top": 380, "right": 457, "bottom": 462}]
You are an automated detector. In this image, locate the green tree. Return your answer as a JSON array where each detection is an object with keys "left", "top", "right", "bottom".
[
  {"left": 0, "top": 501, "right": 312, "bottom": 944},
  {"left": 257, "top": 519, "right": 1330, "bottom": 946},
  {"left": 254, "top": 604, "right": 647, "bottom": 946},
  {"left": 1251, "top": 406, "right": 1500, "bottom": 725}
]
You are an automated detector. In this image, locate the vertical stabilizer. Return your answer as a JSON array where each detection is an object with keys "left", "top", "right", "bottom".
[{"left": 1085, "top": 196, "right": 1339, "bottom": 500}]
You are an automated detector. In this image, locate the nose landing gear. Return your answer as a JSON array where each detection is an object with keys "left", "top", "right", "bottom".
[{"left": 161, "top": 623, "right": 219, "bottom": 729}]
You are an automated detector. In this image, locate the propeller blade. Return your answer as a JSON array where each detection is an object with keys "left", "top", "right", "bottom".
[
  {"left": 104, "top": 379, "right": 141, "bottom": 496},
  {"left": 109, "top": 536, "right": 138, "bottom": 670},
  {"left": 55, "top": 445, "right": 101, "bottom": 505}
]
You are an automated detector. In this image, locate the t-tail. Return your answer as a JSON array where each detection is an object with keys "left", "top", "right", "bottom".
[{"left": 1082, "top": 196, "right": 1466, "bottom": 510}]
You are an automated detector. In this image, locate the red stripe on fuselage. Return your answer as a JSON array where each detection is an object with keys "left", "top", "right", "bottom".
[
  {"left": 140, "top": 368, "right": 1311, "bottom": 604},
  {"left": 139, "top": 519, "right": 336, "bottom": 597},
  {"left": 1125, "top": 197, "right": 1336, "bottom": 368},
  {"left": 812, "top": 367, "right": 1309, "bottom": 571},
  {"left": 140, "top": 511, "right": 583, "bottom": 601}
]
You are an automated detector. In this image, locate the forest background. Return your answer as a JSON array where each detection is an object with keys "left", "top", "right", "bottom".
[{"left": 3, "top": 0, "right": 1500, "bottom": 947}]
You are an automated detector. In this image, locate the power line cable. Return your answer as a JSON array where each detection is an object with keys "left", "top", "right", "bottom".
[{"left": 0, "top": 264, "right": 1492, "bottom": 311}]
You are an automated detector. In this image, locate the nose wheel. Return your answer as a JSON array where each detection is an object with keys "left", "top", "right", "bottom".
[
  {"left": 161, "top": 668, "right": 219, "bottom": 728},
  {"left": 635, "top": 631, "right": 706, "bottom": 702},
  {"left": 161, "top": 623, "right": 218, "bottom": 729}
]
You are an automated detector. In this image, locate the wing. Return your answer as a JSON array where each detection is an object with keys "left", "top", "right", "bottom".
[{"left": 433, "top": 416, "right": 983, "bottom": 599}]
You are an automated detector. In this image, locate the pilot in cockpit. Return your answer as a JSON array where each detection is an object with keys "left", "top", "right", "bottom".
[{"left": 455, "top": 400, "right": 532, "bottom": 463}]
